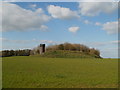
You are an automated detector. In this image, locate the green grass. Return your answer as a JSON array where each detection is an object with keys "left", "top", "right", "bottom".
[
  {"left": 2, "top": 56, "right": 118, "bottom": 88},
  {"left": 38, "top": 50, "right": 100, "bottom": 58}
]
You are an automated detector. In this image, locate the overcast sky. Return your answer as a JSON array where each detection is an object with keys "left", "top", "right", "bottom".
[{"left": 0, "top": 2, "right": 119, "bottom": 58}]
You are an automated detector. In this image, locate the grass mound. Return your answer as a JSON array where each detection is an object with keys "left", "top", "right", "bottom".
[{"left": 39, "top": 50, "right": 101, "bottom": 58}]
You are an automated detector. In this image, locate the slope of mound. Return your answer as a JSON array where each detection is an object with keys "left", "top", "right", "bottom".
[{"left": 39, "top": 50, "right": 101, "bottom": 58}]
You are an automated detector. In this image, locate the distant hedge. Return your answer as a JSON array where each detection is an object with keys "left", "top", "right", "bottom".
[{"left": 0, "top": 49, "right": 31, "bottom": 57}]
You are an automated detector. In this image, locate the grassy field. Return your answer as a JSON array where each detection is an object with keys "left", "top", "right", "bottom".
[{"left": 2, "top": 56, "right": 118, "bottom": 88}]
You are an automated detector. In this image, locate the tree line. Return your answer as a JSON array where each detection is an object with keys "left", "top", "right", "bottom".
[{"left": 0, "top": 49, "right": 31, "bottom": 57}]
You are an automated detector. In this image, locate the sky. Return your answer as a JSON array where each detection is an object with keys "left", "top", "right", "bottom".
[{"left": 0, "top": 2, "right": 119, "bottom": 58}]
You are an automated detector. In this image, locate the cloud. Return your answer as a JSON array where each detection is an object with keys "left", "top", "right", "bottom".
[
  {"left": 83, "top": 40, "right": 119, "bottom": 47},
  {"left": 40, "top": 40, "right": 56, "bottom": 44},
  {"left": 29, "top": 4, "right": 37, "bottom": 9},
  {"left": 1, "top": 37, "right": 66, "bottom": 50},
  {"left": 35, "top": 8, "right": 44, "bottom": 14},
  {"left": 1, "top": 38, "right": 31, "bottom": 44},
  {"left": 0, "top": 37, "right": 6, "bottom": 41},
  {"left": 109, "top": 40, "right": 120, "bottom": 44},
  {"left": 95, "top": 22, "right": 102, "bottom": 26},
  {"left": 79, "top": 2, "right": 118, "bottom": 16},
  {"left": 1, "top": 37, "right": 63, "bottom": 45},
  {"left": 68, "top": 26, "right": 80, "bottom": 33},
  {"left": 95, "top": 21, "right": 118, "bottom": 34},
  {"left": 2, "top": 3, "right": 51, "bottom": 32},
  {"left": 47, "top": 5, "right": 80, "bottom": 19},
  {"left": 83, "top": 20, "right": 92, "bottom": 24},
  {"left": 33, "top": 39, "right": 64, "bottom": 45},
  {"left": 39, "top": 25, "right": 48, "bottom": 31},
  {"left": 100, "top": 48, "right": 118, "bottom": 58},
  {"left": 102, "top": 21, "right": 118, "bottom": 34}
]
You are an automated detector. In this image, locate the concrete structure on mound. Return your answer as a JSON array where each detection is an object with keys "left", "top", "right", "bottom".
[{"left": 39, "top": 44, "right": 45, "bottom": 54}]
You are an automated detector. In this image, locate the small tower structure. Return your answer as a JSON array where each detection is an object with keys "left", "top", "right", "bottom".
[{"left": 39, "top": 44, "right": 45, "bottom": 54}]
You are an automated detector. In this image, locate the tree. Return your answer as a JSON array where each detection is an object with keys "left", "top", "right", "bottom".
[
  {"left": 58, "top": 44, "right": 64, "bottom": 50},
  {"left": 89, "top": 48, "right": 100, "bottom": 57}
]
